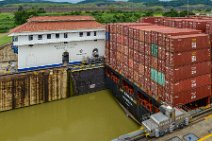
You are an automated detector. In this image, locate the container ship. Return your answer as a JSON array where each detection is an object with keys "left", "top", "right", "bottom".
[{"left": 105, "top": 16, "right": 212, "bottom": 123}]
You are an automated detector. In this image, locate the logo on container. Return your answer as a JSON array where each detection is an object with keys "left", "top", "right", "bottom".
[
  {"left": 191, "top": 80, "right": 197, "bottom": 88},
  {"left": 191, "top": 92, "right": 197, "bottom": 99}
]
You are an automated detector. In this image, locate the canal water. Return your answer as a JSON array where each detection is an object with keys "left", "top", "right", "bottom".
[{"left": 0, "top": 90, "right": 139, "bottom": 141}]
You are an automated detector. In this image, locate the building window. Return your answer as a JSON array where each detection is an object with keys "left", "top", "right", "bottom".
[
  {"left": 87, "top": 32, "right": 91, "bottom": 36},
  {"left": 38, "top": 35, "right": 42, "bottom": 40},
  {"left": 47, "top": 34, "right": 51, "bottom": 39},
  {"left": 56, "top": 34, "right": 60, "bottom": 39},
  {"left": 13, "top": 36, "right": 18, "bottom": 42},
  {"left": 64, "top": 33, "right": 68, "bottom": 38},
  {"left": 79, "top": 32, "right": 83, "bottom": 37},
  {"left": 94, "top": 31, "right": 97, "bottom": 36},
  {"left": 29, "top": 35, "right": 33, "bottom": 41}
]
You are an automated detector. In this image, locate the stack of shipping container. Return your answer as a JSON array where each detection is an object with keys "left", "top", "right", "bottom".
[
  {"left": 105, "top": 17, "right": 212, "bottom": 117},
  {"left": 140, "top": 16, "right": 212, "bottom": 44}
]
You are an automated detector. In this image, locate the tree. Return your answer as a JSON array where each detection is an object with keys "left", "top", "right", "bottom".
[
  {"left": 37, "top": 8, "right": 46, "bottom": 14},
  {"left": 163, "top": 9, "right": 179, "bottom": 17},
  {"left": 179, "top": 11, "right": 195, "bottom": 17},
  {"left": 18, "top": 6, "right": 24, "bottom": 11},
  {"left": 14, "top": 6, "right": 48, "bottom": 25},
  {"left": 144, "top": 10, "right": 154, "bottom": 17}
]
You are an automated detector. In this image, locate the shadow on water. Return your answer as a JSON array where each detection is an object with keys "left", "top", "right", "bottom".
[{"left": 0, "top": 90, "right": 139, "bottom": 141}]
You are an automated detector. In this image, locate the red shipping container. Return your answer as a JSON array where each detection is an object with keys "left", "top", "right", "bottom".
[
  {"left": 109, "top": 50, "right": 116, "bottom": 58},
  {"left": 145, "top": 77, "right": 151, "bottom": 93},
  {"left": 134, "top": 61, "right": 139, "bottom": 72},
  {"left": 110, "top": 42, "right": 117, "bottom": 51},
  {"left": 157, "top": 85, "right": 165, "bottom": 101},
  {"left": 138, "top": 42, "right": 145, "bottom": 53},
  {"left": 166, "top": 74, "right": 211, "bottom": 94},
  {"left": 123, "top": 55, "right": 128, "bottom": 65},
  {"left": 129, "top": 48, "right": 134, "bottom": 58},
  {"left": 151, "top": 31, "right": 158, "bottom": 44},
  {"left": 151, "top": 56, "right": 158, "bottom": 69},
  {"left": 129, "top": 28, "right": 134, "bottom": 38},
  {"left": 134, "top": 50, "right": 139, "bottom": 62},
  {"left": 172, "top": 85, "right": 211, "bottom": 106},
  {"left": 123, "top": 36, "right": 129, "bottom": 46},
  {"left": 122, "top": 22, "right": 152, "bottom": 36},
  {"left": 166, "top": 61, "right": 211, "bottom": 82},
  {"left": 158, "top": 33, "right": 166, "bottom": 46},
  {"left": 139, "top": 64, "right": 145, "bottom": 75},
  {"left": 122, "top": 64, "right": 128, "bottom": 77},
  {"left": 134, "top": 40, "right": 139, "bottom": 51},
  {"left": 151, "top": 81, "right": 158, "bottom": 97},
  {"left": 144, "top": 55, "right": 150, "bottom": 66},
  {"left": 158, "top": 46, "right": 166, "bottom": 60},
  {"left": 123, "top": 45, "right": 128, "bottom": 55},
  {"left": 144, "top": 31, "right": 152, "bottom": 43},
  {"left": 129, "top": 58, "right": 134, "bottom": 68},
  {"left": 134, "top": 71, "right": 140, "bottom": 84},
  {"left": 138, "top": 74, "right": 145, "bottom": 88},
  {"left": 194, "top": 20, "right": 212, "bottom": 32},
  {"left": 145, "top": 43, "right": 150, "bottom": 56},
  {"left": 138, "top": 53, "right": 145, "bottom": 65},
  {"left": 206, "top": 22, "right": 212, "bottom": 34},
  {"left": 144, "top": 66, "right": 151, "bottom": 78},
  {"left": 129, "top": 38, "right": 134, "bottom": 48},
  {"left": 134, "top": 29, "right": 139, "bottom": 40},
  {"left": 166, "top": 34, "right": 210, "bottom": 52},
  {"left": 128, "top": 68, "right": 134, "bottom": 81},
  {"left": 140, "top": 17, "right": 158, "bottom": 24},
  {"left": 166, "top": 49, "right": 211, "bottom": 67},
  {"left": 110, "top": 24, "right": 117, "bottom": 33}
]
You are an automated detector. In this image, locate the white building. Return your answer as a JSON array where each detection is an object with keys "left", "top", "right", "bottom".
[{"left": 9, "top": 16, "right": 105, "bottom": 71}]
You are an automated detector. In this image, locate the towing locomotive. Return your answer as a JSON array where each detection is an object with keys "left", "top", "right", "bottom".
[{"left": 142, "top": 105, "right": 190, "bottom": 137}]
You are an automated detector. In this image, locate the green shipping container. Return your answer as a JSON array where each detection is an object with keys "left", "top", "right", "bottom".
[
  {"left": 151, "top": 44, "right": 158, "bottom": 57},
  {"left": 151, "top": 68, "right": 165, "bottom": 86}
]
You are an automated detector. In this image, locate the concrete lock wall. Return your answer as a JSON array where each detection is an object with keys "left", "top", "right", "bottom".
[
  {"left": 0, "top": 44, "right": 18, "bottom": 74},
  {"left": 0, "top": 68, "right": 68, "bottom": 112}
]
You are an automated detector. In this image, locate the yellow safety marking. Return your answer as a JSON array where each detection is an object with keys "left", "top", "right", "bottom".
[
  {"left": 198, "top": 134, "right": 212, "bottom": 141},
  {"left": 204, "top": 114, "right": 212, "bottom": 120},
  {"left": 145, "top": 133, "right": 150, "bottom": 138}
]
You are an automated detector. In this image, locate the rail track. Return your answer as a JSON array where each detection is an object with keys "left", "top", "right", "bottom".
[
  {"left": 190, "top": 106, "right": 212, "bottom": 125},
  {"left": 113, "top": 104, "right": 212, "bottom": 141}
]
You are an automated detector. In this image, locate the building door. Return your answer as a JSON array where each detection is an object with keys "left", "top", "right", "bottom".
[{"left": 62, "top": 51, "right": 69, "bottom": 65}]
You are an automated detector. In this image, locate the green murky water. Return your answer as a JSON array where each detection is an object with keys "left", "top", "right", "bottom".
[{"left": 0, "top": 90, "right": 139, "bottom": 141}]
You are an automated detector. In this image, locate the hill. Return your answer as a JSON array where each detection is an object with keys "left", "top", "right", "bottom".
[
  {"left": 0, "top": 0, "right": 212, "bottom": 11},
  {"left": 0, "top": 0, "right": 68, "bottom": 6},
  {"left": 130, "top": 0, "right": 212, "bottom": 7},
  {"left": 80, "top": 0, "right": 212, "bottom": 7}
]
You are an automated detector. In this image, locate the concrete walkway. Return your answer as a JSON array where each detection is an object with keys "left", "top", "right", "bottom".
[{"left": 154, "top": 115, "right": 212, "bottom": 141}]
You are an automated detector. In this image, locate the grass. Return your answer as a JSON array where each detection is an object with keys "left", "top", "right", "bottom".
[
  {"left": 0, "top": 33, "right": 12, "bottom": 47},
  {"left": 0, "top": 13, "right": 15, "bottom": 33}
]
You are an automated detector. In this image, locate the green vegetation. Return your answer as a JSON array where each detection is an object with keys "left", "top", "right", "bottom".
[
  {"left": 14, "top": 6, "right": 46, "bottom": 25},
  {"left": 0, "top": 33, "right": 12, "bottom": 46},
  {"left": 163, "top": 9, "right": 195, "bottom": 17},
  {"left": 0, "top": 13, "right": 15, "bottom": 33}
]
